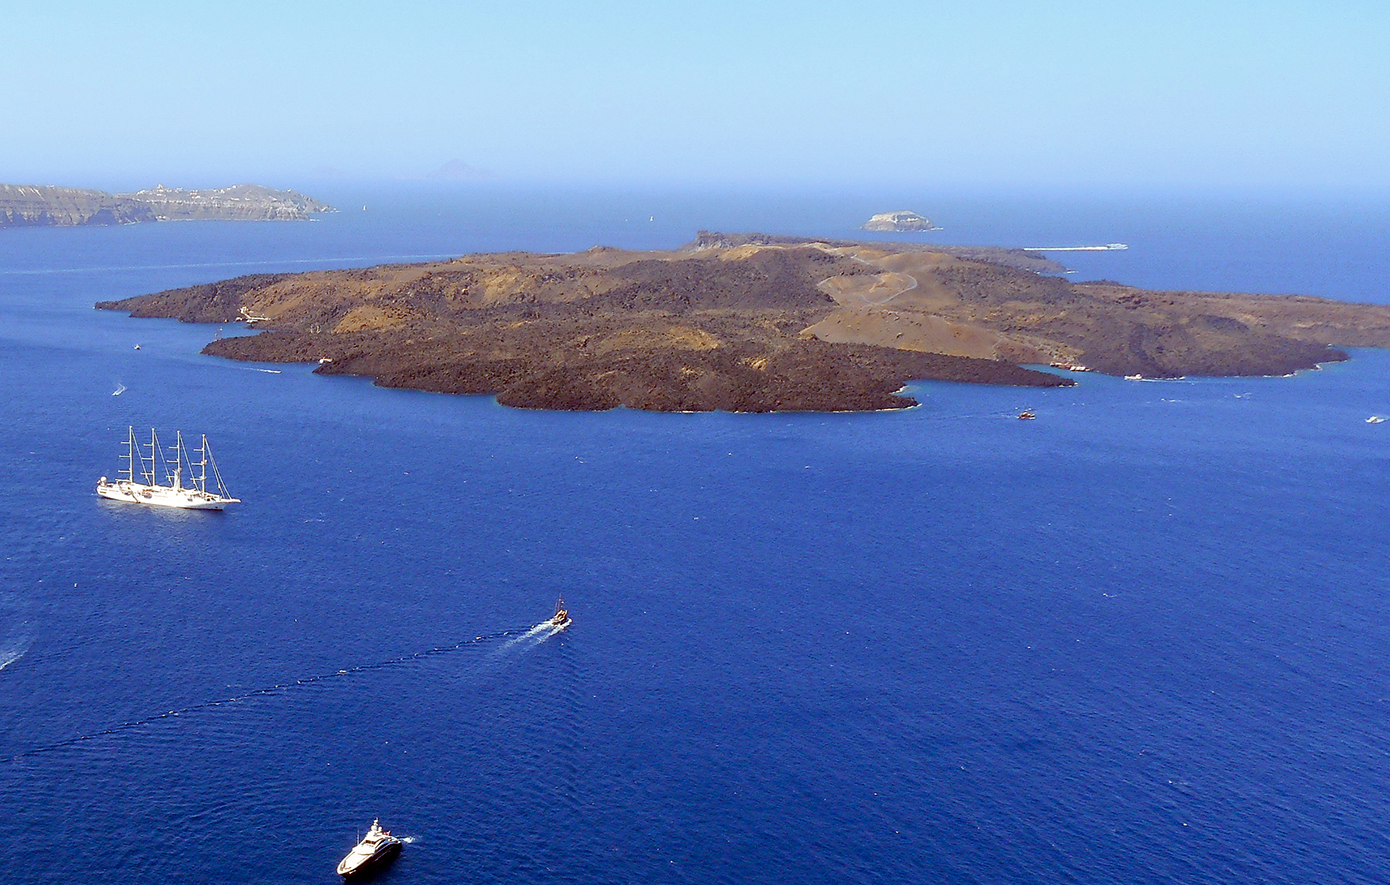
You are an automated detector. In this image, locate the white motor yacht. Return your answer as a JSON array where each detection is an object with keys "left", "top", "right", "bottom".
[{"left": 337, "top": 819, "right": 401, "bottom": 879}]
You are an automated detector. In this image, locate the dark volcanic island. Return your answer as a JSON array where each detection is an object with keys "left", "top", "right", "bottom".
[{"left": 97, "top": 233, "right": 1390, "bottom": 412}]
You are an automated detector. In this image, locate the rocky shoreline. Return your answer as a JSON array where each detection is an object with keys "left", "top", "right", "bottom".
[{"left": 96, "top": 234, "right": 1390, "bottom": 412}]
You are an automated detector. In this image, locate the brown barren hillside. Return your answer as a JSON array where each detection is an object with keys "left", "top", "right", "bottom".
[{"left": 96, "top": 234, "right": 1390, "bottom": 412}]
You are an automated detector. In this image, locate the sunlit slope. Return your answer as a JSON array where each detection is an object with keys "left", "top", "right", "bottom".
[{"left": 98, "top": 235, "right": 1390, "bottom": 410}]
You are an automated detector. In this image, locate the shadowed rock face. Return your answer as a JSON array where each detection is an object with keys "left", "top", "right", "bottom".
[
  {"left": 0, "top": 185, "right": 156, "bottom": 226},
  {"left": 96, "top": 234, "right": 1390, "bottom": 412},
  {"left": 202, "top": 326, "right": 1066, "bottom": 412},
  {"left": 0, "top": 183, "right": 333, "bottom": 227}
]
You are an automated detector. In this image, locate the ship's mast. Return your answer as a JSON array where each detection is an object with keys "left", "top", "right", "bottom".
[
  {"left": 192, "top": 435, "right": 208, "bottom": 494},
  {"left": 204, "top": 436, "right": 232, "bottom": 499},
  {"left": 144, "top": 428, "right": 158, "bottom": 486},
  {"left": 152, "top": 428, "right": 170, "bottom": 488},
  {"left": 171, "top": 431, "right": 185, "bottom": 491},
  {"left": 123, "top": 426, "right": 136, "bottom": 484}
]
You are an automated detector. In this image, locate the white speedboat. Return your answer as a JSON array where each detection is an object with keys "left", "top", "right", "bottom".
[
  {"left": 337, "top": 819, "right": 402, "bottom": 879},
  {"left": 96, "top": 427, "right": 240, "bottom": 510}
]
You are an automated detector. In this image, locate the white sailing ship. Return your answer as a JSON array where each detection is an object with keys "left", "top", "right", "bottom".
[{"left": 96, "top": 427, "right": 240, "bottom": 510}]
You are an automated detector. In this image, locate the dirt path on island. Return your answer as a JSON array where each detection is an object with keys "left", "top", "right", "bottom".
[
  {"left": 807, "top": 247, "right": 1019, "bottom": 360},
  {"left": 817, "top": 249, "right": 920, "bottom": 307},
  {"left": 817, "top": 269, "right": 919, "bottom": 308}
]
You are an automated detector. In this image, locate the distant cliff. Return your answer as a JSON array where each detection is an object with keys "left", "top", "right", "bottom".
[
  {"left": 126, "top": 184, "right": 335, "bottom": 221},
  {"left": 0, "top": 183, "right": 335, "bottom": 228},
  {"left": 0, "top": 185, "right": 155, "bottom": 227}
]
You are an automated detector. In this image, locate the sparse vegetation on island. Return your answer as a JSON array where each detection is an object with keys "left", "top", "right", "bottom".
[{"left": 97, "top": 233, "right": 1390, "bottom": 412}]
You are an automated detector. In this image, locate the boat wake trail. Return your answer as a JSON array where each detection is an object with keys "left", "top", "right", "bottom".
[
  {"left": 0, "top": 638, "right": 30, "bottom": 673},
  {"left": 3, "top": 626, "right": 534, "bottom": 763},
  {"left": 498, "top": 619, "right": 569, "bottom": 652}
]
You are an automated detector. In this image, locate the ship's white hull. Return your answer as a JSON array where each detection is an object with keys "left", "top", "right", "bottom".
[
  {"left": 96, "top": 480, "right": 238, "bottom": 511},
  {"left": 337, "top": 841, "right": 401, "bottom": 878},
  {"left": 337, "top": 822, "right": 402, "bottom": 879}
]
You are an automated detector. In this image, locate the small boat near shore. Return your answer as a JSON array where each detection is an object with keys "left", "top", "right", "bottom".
[
  {"left": 96, "top": 427, "right": 240, "bottom": 510},
  {"left": 337, "top": 819, "right": 401, "bottom": 879}
]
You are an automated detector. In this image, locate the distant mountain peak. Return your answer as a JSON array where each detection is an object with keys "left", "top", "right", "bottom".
[{"left": 427, "top": 159, "right": 495, "bottom": 181}]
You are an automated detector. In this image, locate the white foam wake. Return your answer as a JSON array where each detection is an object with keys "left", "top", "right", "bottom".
[
  {"left": 0, "top": 639, "right": 31, "bottom": 673},
  {"left": 498, "top": 620, "right": 568, "bottom": 652}
]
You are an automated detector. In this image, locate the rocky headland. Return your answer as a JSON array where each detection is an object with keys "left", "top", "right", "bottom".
[
  {"left": 96, "top": 234, "right": 1390, "bottom": 412},
  {"left": 0, "top": 183, "right": 334, "bottom": 227}
]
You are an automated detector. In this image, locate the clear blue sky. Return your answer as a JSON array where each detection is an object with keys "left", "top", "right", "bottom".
[{"left": 3, "top": 1, "right": 1386, "bottom": 191}]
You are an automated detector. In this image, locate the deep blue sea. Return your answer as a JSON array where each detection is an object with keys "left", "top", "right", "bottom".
[{"left": 1, "top": 187, "right": 1388, "bottom": 884}]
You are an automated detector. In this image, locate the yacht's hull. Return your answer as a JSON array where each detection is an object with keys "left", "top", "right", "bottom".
[
  {"left": 96, "top": 480, "right": 238, "bottom": 511},
  {"left": 337, "top": 840, "right": 401, "bottom": 878}
]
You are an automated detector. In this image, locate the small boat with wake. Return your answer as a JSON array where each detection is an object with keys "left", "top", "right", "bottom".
[
  {"left": 337, "top": 819, "right": 401, "bottom": 879},
  {"left": 551, "top": 597, "right": 571, "bottom": 628},
  {"left": 1017, "top": 410, "right": 1036, "bottom": 420}
]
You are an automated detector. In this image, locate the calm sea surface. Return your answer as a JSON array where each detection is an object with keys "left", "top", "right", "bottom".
[{"left": 1, "top": 188, "right": 1388, "bottom": 884}]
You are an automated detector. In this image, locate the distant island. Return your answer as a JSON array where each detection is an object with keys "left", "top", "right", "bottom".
[
  {"left": 862, "top": 211, "right": 941, "bottom": 232},
  {"left": 96, "top": 232, "right": 1390, "bottom": 412},
  {"left": 0, "top": 183, "right": 334, "bottom": 227}
]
